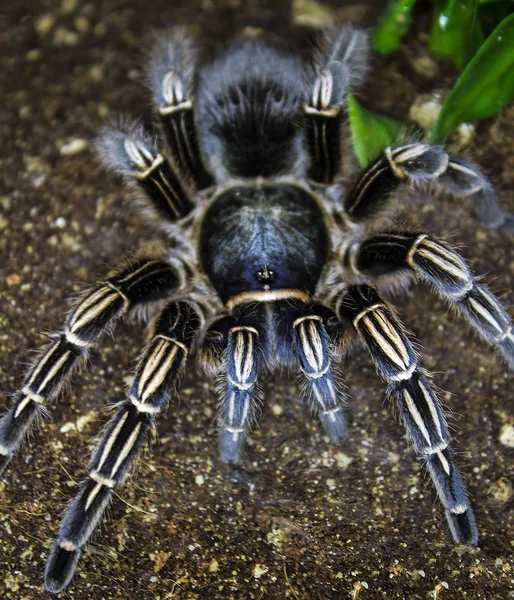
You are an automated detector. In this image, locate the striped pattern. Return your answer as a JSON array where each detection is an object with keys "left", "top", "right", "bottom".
[
  {"left": 0, "top": 257, "right": 181, "bottom": 480},
  {"left": 124, "top": 136, "right": 156, "bottom": 171},
  {"left": 396, "top": 373, "right": 448, "bottom": 455},
  {"left": 464, "top": 285, "right": 512, "bottom": 342},
  {"left": 103, "top": 128, "right": 194, "bottom": 221},
  {"left": 138, "top": 157, "right": 194, "bottom": 221},
  {"left": 305, "top": 70, "right": 339, "bottom": 118},
  {"left": 295, "top": 316, "right": 329, "bottom": 379},
  {"left": 229, "top": 326, "right": 259, "bottom": 392},
  {"left": 293, "top": 314, "right": 347, "bottom": 442},
  {"left": 218, "top": 325, "right": 261, "bottom": 463},
  {"left": 446, "top": 160, "right": 484, "bottom": 196},
  {"left": 408, "top": 236, "right": 473, "bottom": 298},
  {"left": 160, "top": 71, "right": 193, "bottom": 113},
  {"left": 406, "top": 235, "right": 514, "bottom": 369},
  {"left": 45, "top": 300, "right": 200, "bottom": 592},
  {"left": 345, "top": 143, "right": 448, "bottom": 219},
  {"left": 354, "top": 303, "right": 416, "bottom": 380},
  {"left": 346, "top": 154, "right": 392, "bottom": 216},
  {"left": 130, "top": 336, "right": 186, "bottom": 413},
  {"left": 157, "top": 66, "right": 213, "bottom": 189},
  {"left": 66, "top": 284, "right": 127, "bottom": 345},
  {"left": 304, "top": 61, "right": 345, "bottom": 182},
  {"left": 89, "top": 404, "right": 151, "bottom": 488},
  {"left": 340, "top": 284, "right": 477, "bottom": 544}
]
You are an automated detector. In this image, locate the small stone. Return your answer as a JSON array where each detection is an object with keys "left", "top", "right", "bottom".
[
  {"left": 26, "top": 49, "right": 42, "bottom": 61},
  {"left": 61, "top": 0, "right": 78, "bottom": 14},
  {"left": 499, "top": 424, "right": 514, "bottom": 448},
  {"left": 488, "top": 478, "right": 514, "bottom": 504},
  {"left": 335, "top": 452, "right": 353, "bottom": 470},
  {"left": 410, "top": 55, "right": 438, "bottom": 79},
  {"left": 209, "top": 558, "right": 219, "bottom": 572},
  {"left": 195, "top": 474, "right": 205, "bottom": 486},
  {"left": 292, "top": 0, "right": 335, "bottom": 27},
  {"left": 409, "top": 94, "right": 442, "bottom": 134},
  {"left": 59, "top": 138, "right": 88, "bottom": 156},
  {"left": 252, "top": 563, "right": 269, "bottom": 579},
  {"left": 75, "top": 16, "right": 90, "bottom": 33},
  {"left": 88, "top": 64, "right": 104, "bottom": 82},
  {"left": 53, "top": 27, "right": 80, "bottom": 47},
  {"left": 6, "top": 273, "right": 22, "bottom": 287},
  {"left": 271, "top": 403, "right": 283, "bottom": 416},
  {"left": 60, "top": 422, "right": 76, "bottom": 433},
  {"left": 36, "top": 14, "right": 55, "bottom": 36}
]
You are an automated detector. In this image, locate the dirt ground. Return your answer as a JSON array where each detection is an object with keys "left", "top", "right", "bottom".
[{"left": 1, "top": 0, "right": 513, "bottom": 599}]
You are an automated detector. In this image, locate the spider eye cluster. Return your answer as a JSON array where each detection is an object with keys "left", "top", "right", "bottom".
[{"left": 255, "top": 267, "right": 275, "bottom": 285}]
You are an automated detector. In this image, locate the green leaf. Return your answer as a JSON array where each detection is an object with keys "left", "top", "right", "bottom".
[
  {"left": 346, "top": 93, "right": 405, "bottom": 167},
  {"left": 431, "top": 13, "right": 514, "bottom": 143},
  {"left": 373, "top": 0, "right": 418, "bottom": 54},
  {"left": 429, "top": 0, "right": 484, "bottom": 70}
]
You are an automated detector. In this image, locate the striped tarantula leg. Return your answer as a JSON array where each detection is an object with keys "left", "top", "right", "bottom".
[
  {"left": 355, "top": 232, "right": 514, "bottom": 370},
  {"left": 305, "top": 28, "right": 368, "bottom": 183},
  {"left": 335, "top": 284, "right": 478, "bottom": 545},
  {"left": 44, "top": 301, "right": 200, "bottom": 594},
  {"left": 0, "top": 258, "right": 180, "bottom": 477},
  {"left": 292, "top": 305, "right": 349, "bottom": 441},
  {"left": 150, "top": 30, "right": 214, "bottom": 190},
  {"left": 217, "top": 315, "right": 262, "bottom": 464},
  {"left": 96, "top": 122, "right": 194, "bottom": 222},
  {"left": 345, "top": 143, "right": 514, "bottom": 231}
]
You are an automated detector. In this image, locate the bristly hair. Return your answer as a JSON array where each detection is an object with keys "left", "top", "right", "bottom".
[
  {"left": 195, "top": 39, "right": 309, "bottom": 180},
  {"left": 148, "top": 27, "right": 198, "bottom": 109}
]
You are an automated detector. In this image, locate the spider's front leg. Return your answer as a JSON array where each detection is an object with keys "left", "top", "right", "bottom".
[
  {"left": 335, "top": 284, "right": 478, "bottom": 545},
  {"left": 345, "top": 142, "right": 514, "bottom": 231},
  {"left": 150, "top": 28, "right": 214, "bottom": 190},
  {"left": 353, "top": 232, "right": 514, "bottom": 370},
  {"left": 0, "top": 257, "right": 180, "bottom": 476},
  {"left": 199, "top": 300, "right": 350, "bottom": 463},
  {"left": 305, "top": 28, "right": 368, "bottom": 183},
  {"left": 199, "top": 305, "right": 262, "bottom": 464},
  {"left": 290, "top": 302, "right": 350, "bottom": 441},
  {"left": 44, "top": 300, "right": 201, "bottom": 593}
]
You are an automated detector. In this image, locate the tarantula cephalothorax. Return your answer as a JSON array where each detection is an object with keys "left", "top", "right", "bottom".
[{"left": 1, "top": 27, "right": 514, "bottom": 593}]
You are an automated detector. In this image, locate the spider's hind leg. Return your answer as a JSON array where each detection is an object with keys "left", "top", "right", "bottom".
[
  {"left": 0, "top": 257, "right": 179, "bottom": 477},
  {"left": 305, "top": 28, "right": 369, "bottom": 183},
  {"left": 335, "top": 284, "right": 478, "bottom": 545},
  {"left": 353, "top": 231, "right": 514, "bottom": 370},
  {"left": 44, "top": 300, "right": 201, "bottom": 593},
  {"left": 150, "top": 29, "right": 214, "bottom": 190}
]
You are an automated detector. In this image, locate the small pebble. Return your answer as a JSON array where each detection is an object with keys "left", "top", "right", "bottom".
[
  {"left": 252, "top": 564, "right": 269, "bottom": 579},
  {"left": 499, "top": 424, "right": 514, "bottom": 448},
  {"left": 59, "top": 138, "right": 88, "bottom": 156},
  {"left": 6, "top": 274, "right": 22, "bottom": 287},
  {"left": 292, "top": 0, "right": 334, "bottom": 27},
  {"left": 36, "top": 14, "right": 55, "bottom": 36}
]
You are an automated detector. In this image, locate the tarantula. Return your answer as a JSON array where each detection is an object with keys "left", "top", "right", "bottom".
[{"left": 1, "top": 27, "right": 513, "bottom": 594}]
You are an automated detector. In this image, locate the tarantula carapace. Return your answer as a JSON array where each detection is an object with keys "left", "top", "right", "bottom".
[{"left": 1, "top": 27, "right": 513, "bottom": 593}]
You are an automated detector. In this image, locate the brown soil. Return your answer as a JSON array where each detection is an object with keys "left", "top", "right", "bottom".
[{"left": 1, "top": 1, "right": 513, "bottom": 599}]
